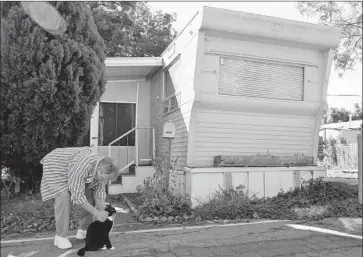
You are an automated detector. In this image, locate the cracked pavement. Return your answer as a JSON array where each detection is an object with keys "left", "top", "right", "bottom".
[{"left": 1, "top": 221, "right": 362, "bottom": 257}]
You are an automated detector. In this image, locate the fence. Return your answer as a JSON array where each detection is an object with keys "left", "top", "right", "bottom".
[{"left": 318, "top": 142, "right": 358, "bottom": 172}]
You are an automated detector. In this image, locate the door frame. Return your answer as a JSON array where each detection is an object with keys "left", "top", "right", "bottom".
[{"left": 89, "top": 81, "right": 140, "bottom": 156}]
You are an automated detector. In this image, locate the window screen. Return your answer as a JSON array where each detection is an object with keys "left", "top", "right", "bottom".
[{"left": 219, "top": 57, "right": 304, "bottom": 101}]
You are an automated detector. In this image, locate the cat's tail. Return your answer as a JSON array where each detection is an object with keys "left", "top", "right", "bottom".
[{"left": 77, "top": 247, "right": 87, "bottom": 256}]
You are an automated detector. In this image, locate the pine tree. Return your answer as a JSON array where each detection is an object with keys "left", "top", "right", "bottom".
[{"left": 0, "top": 2, "right": 106, "bottom": 189}]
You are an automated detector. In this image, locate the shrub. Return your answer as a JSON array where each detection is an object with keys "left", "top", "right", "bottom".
[
  {"left": 327, "top": 198, "right": 363, "bottom": 218},
  {"left": 136, "top": 153, "right": 192, "bottom": 219},
  {"left": 194, "top": 177, "right": 361, "bottom": 221}
]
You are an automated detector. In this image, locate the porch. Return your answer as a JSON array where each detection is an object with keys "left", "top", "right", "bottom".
[{"left": 90, "top": 57, "right": 163, "bottom": 193}]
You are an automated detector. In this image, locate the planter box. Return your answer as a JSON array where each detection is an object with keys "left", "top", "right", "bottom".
[{"left": 214, "top": 155, "right": 314, "bottom": 167}]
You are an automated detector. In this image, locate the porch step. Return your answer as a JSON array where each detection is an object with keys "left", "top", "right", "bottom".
[
  {"left": 108, "top": 166, "right": 156, "bottom": 194},
  {"left": 124, "top": 161, "right": 152, "bottom": 176},
  {"left": 138, "top": 159, "right": 153, "bottom": 166},
  {"left": 110, "top": 161, "right": 153, "bottom": 186}
]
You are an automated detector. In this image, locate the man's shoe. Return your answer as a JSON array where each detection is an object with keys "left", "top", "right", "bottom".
[
  {"left": 54, "top": 235, "right": 72, "bottom": 249},
  {"left": 76, "top": 229, "right": 87, "bottom": 240}
]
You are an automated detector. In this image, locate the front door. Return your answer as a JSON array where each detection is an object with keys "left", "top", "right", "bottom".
[
  {"left": 90, "top": 102, "right": 136, "bottom": 166},
  {"left": 98, "top": 102, "right": 136, "bottom": 146}
]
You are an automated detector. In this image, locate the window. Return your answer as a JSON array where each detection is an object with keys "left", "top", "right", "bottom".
[
  {"left": 218, "top": 57, "right": 304, "bottom": 101},
  {"left": 98, "top": 103, "right": 136, "bottom": 146},
  {"left": 163, "top": 92, "right": 181, "bottom": 115},
  {"left": 164, "top": 68, "right": 177, "bottom": 98},
  {"left": 162, "top": 57, "right": 181, "bottom": 115}
]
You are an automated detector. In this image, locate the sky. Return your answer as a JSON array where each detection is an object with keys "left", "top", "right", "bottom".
[{"left": 149, "top": 1, "right": 362, "bottom": 112}]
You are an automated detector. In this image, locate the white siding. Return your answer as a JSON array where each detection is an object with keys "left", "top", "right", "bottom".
[
  {"left": 149, "top": 20, "right": 200, "bottom": 169},
  {"left": 189, "top": 34, "right": 325, "bottom": 166},
  {"left": 193, "top": 110, "right": 315, "bottom": 166},
  {"left": 155, "top": 101, "right": 193, "bottom": 167}
]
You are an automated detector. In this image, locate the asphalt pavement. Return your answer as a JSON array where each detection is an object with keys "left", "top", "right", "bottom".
[{"left": 2, "top": 220, "right": 362, "bottom": 257}]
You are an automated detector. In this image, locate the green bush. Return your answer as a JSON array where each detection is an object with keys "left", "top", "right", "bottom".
[
  {"left": 327, "top": 198, "right": 363, "bottom": 217},
  {"left": 136, "top": 153, "right": 192, "bottom": 218},
  {"left": 194, "top": 177, "right": 362, "bottom": 221}
]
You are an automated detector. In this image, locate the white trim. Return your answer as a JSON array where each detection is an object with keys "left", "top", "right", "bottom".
[
  {"left": 162, "top": 70, "right": 166, "bottom": 101},
  {"left": 107, "top": 79, "right": 146, "bottom": 83},
  {"left": 135, "top": 81, "right": 139, "bottom": 166},
  {"left": 206, "top": 50, "right": 319, "bottom": 68},
  {"left": 100, "top": 100, "right": 137, "bottom": 104},
  {"left": 89, "top": 103, "right": 99, "bottom": 152},
  {"left": 105, "top": 57, "right": 162, "bottom": 67},
  {"left": 162, "top": 54, "right": 181, "bottom": 72}
]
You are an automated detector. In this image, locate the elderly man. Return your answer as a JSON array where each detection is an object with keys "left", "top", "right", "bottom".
[{"left": 40, "top": 147, "right": 119, "bottom": 249}]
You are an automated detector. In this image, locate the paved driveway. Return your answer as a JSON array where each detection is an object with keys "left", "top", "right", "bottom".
[{"left": 2, "top": 220, "right": 362, "bottom": 257}]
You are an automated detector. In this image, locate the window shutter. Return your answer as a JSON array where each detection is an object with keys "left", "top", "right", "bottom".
[{"left": 219, "top": 57, "right": 304, "bottom": 101}]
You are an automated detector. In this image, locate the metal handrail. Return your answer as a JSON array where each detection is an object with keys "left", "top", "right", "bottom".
[
  {"left": 119, "top": 161, "right": 135, "bottom": 174},
  {"left": 108, "top": 126, "right": 156, "bottom": 174},
  {"left": 109, "top": 127, "right": 136, "bottom": 147}
]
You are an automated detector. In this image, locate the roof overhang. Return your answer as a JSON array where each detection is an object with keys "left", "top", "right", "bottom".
[
  {"left": 105, "top": 57, "right": 163, "bottom": 81},
  {"left": 199, "top": 6, "right": 341, "bottom": 51}
]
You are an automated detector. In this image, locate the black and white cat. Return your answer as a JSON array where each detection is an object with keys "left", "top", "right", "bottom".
[{"left": 77, "top": 203, "right": 117, "bottom": 256}]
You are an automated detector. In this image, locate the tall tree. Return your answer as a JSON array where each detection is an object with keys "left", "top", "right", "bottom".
[
  {"left": 87, "top": 1, "right": 176, "bottom": 57},
  {"left": 0, "top": 2, "right": 106, "bottom": 189},
  {"left": 297, "top": 2, "right": 362, "bottom": 76}
]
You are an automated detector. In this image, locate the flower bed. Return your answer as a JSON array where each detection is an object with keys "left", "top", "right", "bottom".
[{"left": 127, "top": 174, "right": 362, "bottom": 224}]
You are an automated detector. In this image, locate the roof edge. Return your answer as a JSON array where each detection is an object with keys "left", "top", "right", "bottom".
[
  {"left": 200, "top": 6, "right": 341, "bottom": 50},
  {"left": 105, "top": 57, "right": 163, "bottom": 67}
]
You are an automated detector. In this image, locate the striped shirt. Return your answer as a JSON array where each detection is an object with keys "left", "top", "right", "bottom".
[{"left": 40, "top": 147, "right": 107, "bottom": 205}]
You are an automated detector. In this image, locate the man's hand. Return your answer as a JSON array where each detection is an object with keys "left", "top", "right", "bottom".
[{"left": 95, "top": 210, "right": 108, "bottom": 222}]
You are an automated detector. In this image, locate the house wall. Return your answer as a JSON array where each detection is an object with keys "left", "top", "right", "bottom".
[
  {"left": 96, "top": 80, "right": 151, "bottom": 168},
  {"left": 149, "top": 12, "right": 202, "bottom": 169},
  {"left": 190, "top": 34, "right": 331, "bottom": 166}
]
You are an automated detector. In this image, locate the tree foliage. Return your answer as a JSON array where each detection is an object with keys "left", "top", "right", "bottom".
[
  {"left": 0, "top": 2, "right": 106, "bottom": 187},
  {"left": 0, "top": 1, "right": 176, "bottom": 190},
  {"left": 297, "top": 2, "right": 362, "bottom": 75},
  {"left": 86, "top": 1, "right": 176, "bottom": 57}
]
